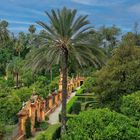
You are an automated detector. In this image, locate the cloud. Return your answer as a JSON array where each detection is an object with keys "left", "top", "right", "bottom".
[
  {"left": 71, "top": 0, "right": 126, "bottom": 7},
  {"left": 6, "top": 20, "right": 36, "bottom": 25},
  {"left": 129, "top": 4, "right": 140, "bottom": 14}
]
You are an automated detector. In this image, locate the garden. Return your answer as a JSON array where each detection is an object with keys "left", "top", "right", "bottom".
[{"left": 1, "top": 5, "right": 140, "bottom": 140}]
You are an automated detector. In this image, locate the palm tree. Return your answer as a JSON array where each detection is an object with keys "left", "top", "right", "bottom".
[
  {"left": 6, "top": 57, "right": 22, "bottom": 88},
  {"left": 28, "top": 25, "right": 36, "bottom": 34},
  {"left": 0, "top": 20, "right": 10, "bottom": 46},
  {"left": 26, "top": 7, "right": 105, "bottom": 133}
]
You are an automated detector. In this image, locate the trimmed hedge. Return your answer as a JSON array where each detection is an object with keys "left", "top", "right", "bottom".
[
  {"left": 120, "top": 91, "right": 140, "bottom": 120},
  {"left": 36, "top": 123, "right": 61, "bottom": 140},
  {"left": 63, "top": 108, "right": 140, "bottom": 140},
  {"left": 66, "top": 96, "right": 78, "bottom": 114},
  {"left": 59, "top": 113, "right": 78, "bottom": 122}
]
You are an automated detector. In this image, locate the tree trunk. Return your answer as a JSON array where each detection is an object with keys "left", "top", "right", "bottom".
[{"left": 61, "top": 48, "right": 68, "bottom": 134}]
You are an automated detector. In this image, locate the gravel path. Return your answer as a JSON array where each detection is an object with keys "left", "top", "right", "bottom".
[{"left": 48, "top": 91, "right": 76, "bottom": 124}]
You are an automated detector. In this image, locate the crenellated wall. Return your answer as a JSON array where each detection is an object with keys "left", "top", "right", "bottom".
[{"left": 15, "top": 75, "right": 84, "bottom": 140}]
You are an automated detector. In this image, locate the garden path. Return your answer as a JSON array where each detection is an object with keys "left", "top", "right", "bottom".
[{"left": 48, "top": 90, "right": 77, "bottom": 124}]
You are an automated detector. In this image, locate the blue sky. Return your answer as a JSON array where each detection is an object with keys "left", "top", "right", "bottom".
[{"left": 0, "top": 0, "right": 140, "bottom": 33}]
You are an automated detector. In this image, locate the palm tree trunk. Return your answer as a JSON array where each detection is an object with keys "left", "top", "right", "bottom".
[{"left": 61, "top": 48, "right": 68, "bottom": 134}]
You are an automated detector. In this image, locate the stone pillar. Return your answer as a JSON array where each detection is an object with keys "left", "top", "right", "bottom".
[
  {"left": 39, "top": 101, "right": 45, "bottom": 121},
  {"left": 30, "top": 103, "right": 36, "bottom": 134},
  {"left": 18, "top": 114, "right": 27, "bottom": 135},
  {"left": 48, "top": 96, "right": 53, "bottom": 109}
]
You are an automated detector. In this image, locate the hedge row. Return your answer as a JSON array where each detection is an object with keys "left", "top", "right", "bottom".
[
  {"left": 36, "top": 123, "right": 61, "bottom": 140},
  {"left": 66, "top": 96, "right": 78, "bottom": 114}
]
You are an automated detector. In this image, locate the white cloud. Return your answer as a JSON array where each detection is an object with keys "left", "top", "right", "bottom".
[
  {"left": 7, "top": 20, "right": 36, "bottom": 25},
  {"left": 129, "top": 4, "right": 140, "bottom": 14},
  {"left": 71, "top": 0, "right": 126, "bottom": 7}
]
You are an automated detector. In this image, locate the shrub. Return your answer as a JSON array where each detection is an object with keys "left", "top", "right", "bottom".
[
  {"left": 72, "top": 101, "right": 81, "bottom": 114},
  {"left": 120, "top": 91, "right": 140, "bottom": 120},
  {"left": 25, "top": 117, "right": 32, "bottom": 138},
  {"left": 36, "top": 123, "right": 61, "bottom": 140},
  {"left": 63, "top": 108, "right": 140, "bottom": 140},
  {"left": 0, "top": 94, "right": 21, "bottom": 123},
  {"left": 38, "top": 121, "right": 49, "bottom": 130},
  {"left": 76, "top": 88, "right": 84, "bottom": 95},
  {"left": 81, "top": 77, "right": 95, "bottom": 93},
  {"left": 0, "top": 122, "right": 5, "bottom": 137},
  {"left": 12, "top": 87, "right": 32, "bottom": 102},
  {"left": 66, "top": 96, "right": 78, "bottom": 114}
]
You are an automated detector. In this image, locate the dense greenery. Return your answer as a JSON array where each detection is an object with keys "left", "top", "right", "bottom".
[
  {"left": 36, "top": 124, "right": 61, "bottom": 140},
  {"left": 121, "top": 91, "right": 140, "bottom": 121},
  {"left": 1, "top": 6, "right": 140, "bottom": 140},
  {"left": 63, "top": 108, "right": 140, "bottom": 140},
  {"left": 94, "top": 44, "right": 140, "bottom": 110}
]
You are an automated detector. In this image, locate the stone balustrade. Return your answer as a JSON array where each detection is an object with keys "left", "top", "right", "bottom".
[{"left": 16, "top": 76, "right": 85, "bottom": 140}]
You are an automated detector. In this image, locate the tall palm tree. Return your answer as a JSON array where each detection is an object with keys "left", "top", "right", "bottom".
[
  {"left": 6, "top": 57, "right": 22, "bottom": 88},
  {"left": 26, "top": 7, "right": 105, "bottom": 133}
]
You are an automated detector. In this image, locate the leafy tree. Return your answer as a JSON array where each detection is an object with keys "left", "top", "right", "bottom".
[
  {"left": 94, "top": 43, "right": 140, "bottom": 110},
  {"left": 0, "top": 20, "right": 10, "bottom": 46},
  {"left": 0, "top": 94, "right": 21, "bottom": 123},
  {"left": 99, "top": 25, "right": 121, "bottom": 57},
  {"left": 6, "top": 57, "right": 23, "bottom": 87},
  {"left": 11, "top": 87, "right": 32, "bottom": 103},
  {"left": 120, "top": 91, "right": 140, "bottom": 121},
  {"left": 26, "top": 7, "right": 105, "bottom": 132},
  {"left": 63, "top": 109, "right": 140, "bottom": 140},
  {"left": 81, "top": 76, "right": 96, "bottom": 93}
]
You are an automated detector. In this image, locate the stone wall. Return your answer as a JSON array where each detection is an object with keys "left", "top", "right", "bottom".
[{"left": 15, "top": 76, "right": 84, "bottom": 139}]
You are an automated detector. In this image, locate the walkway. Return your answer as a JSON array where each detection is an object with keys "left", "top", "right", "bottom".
[{"left": 48, "top": 90, "right": 77, "bottom": 124}]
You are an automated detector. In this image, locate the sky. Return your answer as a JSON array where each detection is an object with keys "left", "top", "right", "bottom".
[{"left": 0, "top": 0, "right": 140, "bottom": 34}]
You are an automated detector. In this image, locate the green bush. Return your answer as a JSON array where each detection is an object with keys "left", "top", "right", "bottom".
[
  {"left": 12, "top": 87, "right": 32, "bottom": 102},
  {"left": 0, "top": 122, "right": 5, "bottom": 136},
  {"left": 81, "top": 77, "right": 96, "bottom": 93},
  {"left": 66, "top": 96, "right": 78, "bottom": 114},
  {"left": 72, "top": 101, "right": 81, "bottom": 114},
  {"left": 120, "top": 91, "right": 140, "bottom": 120},
  {"left": 63, "top": 108, "right": 140, "bottom": 140},
  {"left": 0, "top": 94, "right": 21, "bottom": 123},
  {"left": 25, "top": 117, "right": 32, "bottom": 138},
  {"left": 76, "top": 88, "right": 84, "bottom": 95},
  {"left": 38, "top": 121, "right": 49, "bottom": 130},
  {"left": 36, "top": 123, "right": 61, "bottom": 140}
]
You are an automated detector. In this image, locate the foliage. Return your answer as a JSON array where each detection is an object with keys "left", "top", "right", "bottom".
[
  {"left": 21, "top": 70, "right": 34, "bottom": 87},
  {"left": 81, "top": 76, "right": 96, "bottom": 93},
  {"left": 76, "top": 88, "right": 84, "bottom": 95},
  {"left": 38, "top": 121, "right": 49, "bottom": 130},
  {"left": 25, "top": 117, "right": 32, "bottom": 138},
  {"left": 0, "top": 94, "right": 21, "bottom": 123},
  {"left": 66, "top": 96, "right": 78, "bottom": 114},
  {"left": 36, "top": 124, "right": 61, "bottom": 140},
  {"left": 72, "top": 101, "right": 81, "bottom": 114},
  {"left": 12, "top": 87, "right": 32, "bottom": 102},
  {"left": 49, "top": 76, "right": 59, "bottom": 92},
  {"left": 94, "top": 44, "right": 140, "bottom": 110},
  {"left": 63, "top": 108, "right": 140, "bottom": 140},
  {"left": 0, "top": 122, "right": 5, "bottom": 136},
  {"left": 120, "top": 91, "right": 140, "bottom": 120}
]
